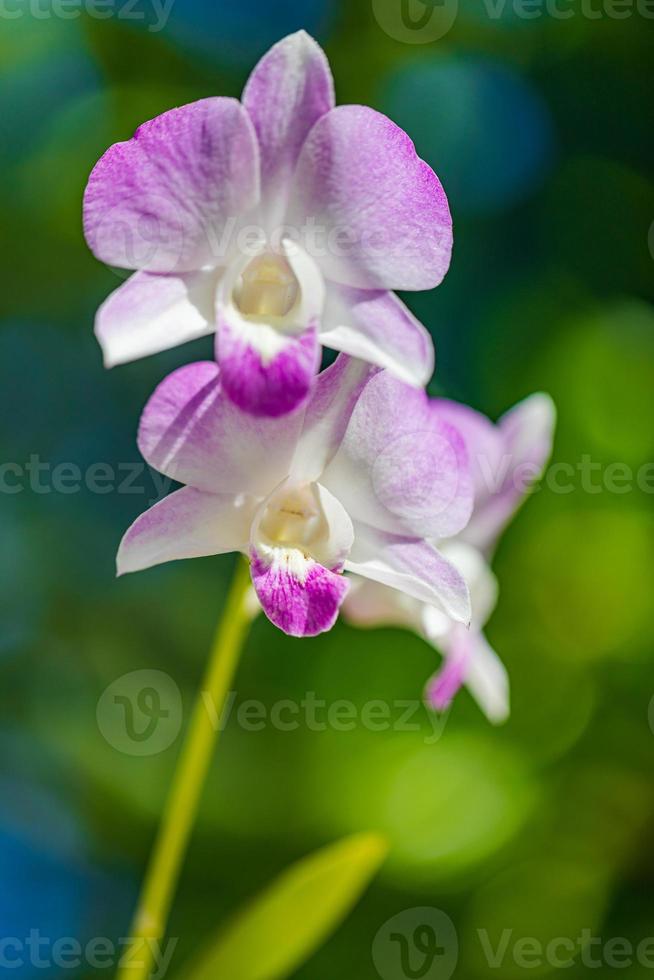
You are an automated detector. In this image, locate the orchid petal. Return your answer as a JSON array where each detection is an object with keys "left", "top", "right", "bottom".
[
  {"left": 137, "top": 361, "right": 303, "bottom": 496},
  {"left": 438, "top": 541, "right": 498, "bottom": 630},
  {"left": 430, "top": 399, "right": 506, "bottom": 509},
  {"left": 321, "top": 371, "right": 473, "bottom": 539},
  {"left": 117, "top": 486, "right": 254, "bottom": 575},
  {"left": 95, "top": 269, "right": 217, "bottom": 368},
  {"left": 243, "top": 30, "right": 334, "bottom": 226},
  {"left": 288, "top": 105, "right": 452, "bottom": 291},
  {"left": 84, "top": 98, "right": 259, "bottom": 273},
  {"left": 462, "top": 630, "right": 510, "bottom": 724},
  {"left": 425, "top": 629, "right": 470, "bottom": 713},
  {"left": 460, "top": 393, "right": 556, "bottom": 552},
  {"left": 290, "top": 354, "right": 379, "bottom": 483},
  {"left": 425, "top": 625, "right": 509, "bottom": 724},
  {"left": 345, "top": 522, "right": 471, "bottom": 625},
  {"left": 320, "top": 287, "right": 434, "bottom": 387}
]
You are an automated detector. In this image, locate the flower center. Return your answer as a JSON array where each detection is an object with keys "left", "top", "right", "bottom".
[
  {"left": 259, "top": 484, "right": 325, "bottom": 554},
  {"left": 234, "top": 252, "right": 300, "bottom": 319}
]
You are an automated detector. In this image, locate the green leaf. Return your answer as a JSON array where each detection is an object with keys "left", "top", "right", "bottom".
[{"left": 184, "top": 833, "right": 388, "bottom": 980}]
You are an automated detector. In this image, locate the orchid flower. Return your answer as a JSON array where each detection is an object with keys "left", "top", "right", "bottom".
[
  {"left": 117, "top": 356, "right": 473, "bottom": 637},
  {"left": 83, "top": 31, "right": 451, "bottom": 418},
  {"left": 343, "top": 393, "right": 556, "bottom": 722}
]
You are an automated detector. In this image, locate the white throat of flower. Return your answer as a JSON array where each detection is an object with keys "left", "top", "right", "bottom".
[
  {"left": 233, "top": 252, "right": 300, "bottom": 321},
  {"left": 218, "top": 240, "right": 325, "bottom": 366},
  {"left": 252, "top": 481, "right": 353, "bottom": 582},
  {"left": 257, "top": 484, "right": 327, "bottom": 578}
]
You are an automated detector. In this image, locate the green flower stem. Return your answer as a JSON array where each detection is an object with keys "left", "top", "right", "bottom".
[{"left": 117, "top": 557, "right": 254, "bottom": 980}]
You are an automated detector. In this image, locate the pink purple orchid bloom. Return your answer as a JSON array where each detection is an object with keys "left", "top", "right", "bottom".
[
  {"left": 83, "top": 30, "right": 451, "bottom": 418},
  {"left": 117, "top": 356, "right": 475, "bottom": 637},
  {"left": 343, "top": 393, "right": 556, "bottom": 722}
]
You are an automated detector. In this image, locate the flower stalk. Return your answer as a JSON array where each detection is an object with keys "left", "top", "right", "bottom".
[{"left": 117, "top": 557, "right": 254, "bottom": 980}]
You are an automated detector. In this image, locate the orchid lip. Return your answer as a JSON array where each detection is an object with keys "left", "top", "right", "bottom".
[{"left": 248, "top": 478, "right": 354, "bottom": 634}]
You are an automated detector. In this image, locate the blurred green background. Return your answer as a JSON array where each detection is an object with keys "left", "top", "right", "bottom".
[{"left": 1, "top": 0, "right": 653, "bottom": 976}]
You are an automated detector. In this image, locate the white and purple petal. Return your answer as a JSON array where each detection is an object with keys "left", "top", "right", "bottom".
[
  {"left": 243, "top": 30, "right": 334, "bottom": 227},
  {"left": 438, "top": 541, "right": 498, "bottom": 630},
  {"left": 455, "top": 393, "right": 556, "bottom": 552},
  {"left": 117, "top": 486, "right": 254, "bottom": 575},
  {"left": 425, "top": 625, "right": 509, "bottom": 724},
  {"left": 345, "top": 522, "right": 471, "bottom": 625},
  {"left": 288, "top": 105, "right": 452, "bottom": 291},
  {"left": 425, "top": 627, "right": 470, "bottom": 713},
  {"left": 290, "top": 354, "right": 379, "bottom": 483},
  {"left": 321, "top": 371, "right": 473, "bottom": 540},
  {"left": 95, "top": 269, "right": 218, "bottom": 368},
  {"left": 320, "top": 287, "right": 434, "bottom": 387},
  {"left": 461, "top": 629, "right": 510, "bottom": 724},
  {"left": 84, "top": 98, "right": 260, "bottom": 274},
  {"left": 431, "top": 398, "right": 506, "bottom": 510},
  {"left": 137, "top": 361, "right": 303, "bottom": 496}
]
